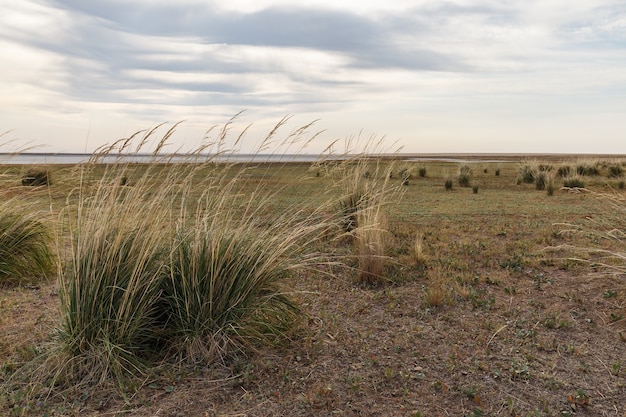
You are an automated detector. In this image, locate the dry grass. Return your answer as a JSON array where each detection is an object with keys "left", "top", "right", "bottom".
[
  {"left": 1, "top": 146, "right": 626, "bottom": 416},
  {"left": 412, "top": 231, "right": 427, "bottom": 266},
  {"left": 355, "top": 207, "right": 386, "bottom": 285}
]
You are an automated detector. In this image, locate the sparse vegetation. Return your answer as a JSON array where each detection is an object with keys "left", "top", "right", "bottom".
[{"left": 1, "top": 145, "right": 625, "bottom": 416}]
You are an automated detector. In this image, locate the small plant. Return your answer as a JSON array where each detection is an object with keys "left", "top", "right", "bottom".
[
  {"left": 457, "top": 164, "right": 472, "bottom": 187},
  {"left": 418, "top": 167, "right": 427, "bottom": 178},
  {"left": 495, "top": 168, "right": 500, "bottom": 176},
  {"left": 424, "top": 269, "right": 452, "bottom": 308},
  {"left": 618, "top": 180, "right": 625, "bottom": 190},
  {"left": 567, "top": 388, "right": 589, "bottom": 409},
  {"left": 611, "top": 360, "right": 621, "bottom": 376},
  {"left": 444, "top": 178, "right": 453, "bottom": 191},
  {"left": 472, "top": 185, "right": 479, "bottom": 194},
  {"left": 412, "top": 232, "right": 427, "bottom": 266}
]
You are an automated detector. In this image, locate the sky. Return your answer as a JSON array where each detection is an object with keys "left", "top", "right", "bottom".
[{"left": 1, "top": 0, "right": 625, "bottom": 154}]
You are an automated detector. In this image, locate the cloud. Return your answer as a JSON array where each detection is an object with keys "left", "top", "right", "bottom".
[{"left": 1, "top": 0, "right": 625, "bottom": 153}]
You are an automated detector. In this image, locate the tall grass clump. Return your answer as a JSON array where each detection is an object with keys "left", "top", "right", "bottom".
[
  {"left": 412, "top": 231, "right": 427, "bottom": 266},
  {"left": 457, "top": 164, "right": 472, "bottom": 187},
  {"left": 517, "top": 161, "right": 536, "bottom": 185},
  {"left": 331, "top": 137, "right": 402, "bottom": 285},
  {"left": 534, "top": 170, "right": 547, "bottom": 191},
  {"left": 354, "top": 205, "right": 386, "bottom": 285},
  {"left": 516, "top": 161, "right": 541, "bottom": 185},
  {"left": 39, "top": 117, "right": 339, "bottom": 386},
  {"left": 54, "top": 133, "right": 179, "bottom": 386},
  {"left": 575, "top": 160, "right": 600, "bottom": 176},
  {"left": 162, "top": 172, "right": 331, "bottom": 364},
  {"left": 0, "top": 202, "right": 55, "bottom": 286},
  {"left": 164, "top": 222, "right": 305, "bottom": 364},
  {"left": 546, "top": 171, "right": 556, "bottom": 196}
]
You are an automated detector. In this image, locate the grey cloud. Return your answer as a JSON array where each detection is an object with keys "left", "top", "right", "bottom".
[
  {"left": 49, "top": 0, "right": 466, "bottom": 71},
  {"left": 0, "top": 0, "right": 469, "bottom": 113}
]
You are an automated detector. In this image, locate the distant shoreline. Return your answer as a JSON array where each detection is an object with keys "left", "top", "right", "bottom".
[{"left": 1, "top": 152, "right": 625, "bottom": 165}]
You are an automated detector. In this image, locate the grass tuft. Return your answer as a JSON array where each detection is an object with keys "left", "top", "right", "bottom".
[
  {"left": 0, "top": 203, "right": 54, "bottom": 286},
  {"left": 457, "top": 164, "right": 472, "bottom": 187},
  {"left": 412, "top": 232, "right": 427, "bottom": 266}
]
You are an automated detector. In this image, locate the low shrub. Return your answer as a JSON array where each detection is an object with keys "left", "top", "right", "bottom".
[
  {"left": 21, "top": 170, "right": 49, "bottom": 186},
  {"left": 445, "top": 179, "right": 453, "bottom": 190}
]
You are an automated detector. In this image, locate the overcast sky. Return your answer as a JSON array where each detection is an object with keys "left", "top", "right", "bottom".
[{"left": 1, "top": 0, "right": 625, "bottom": 154}]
